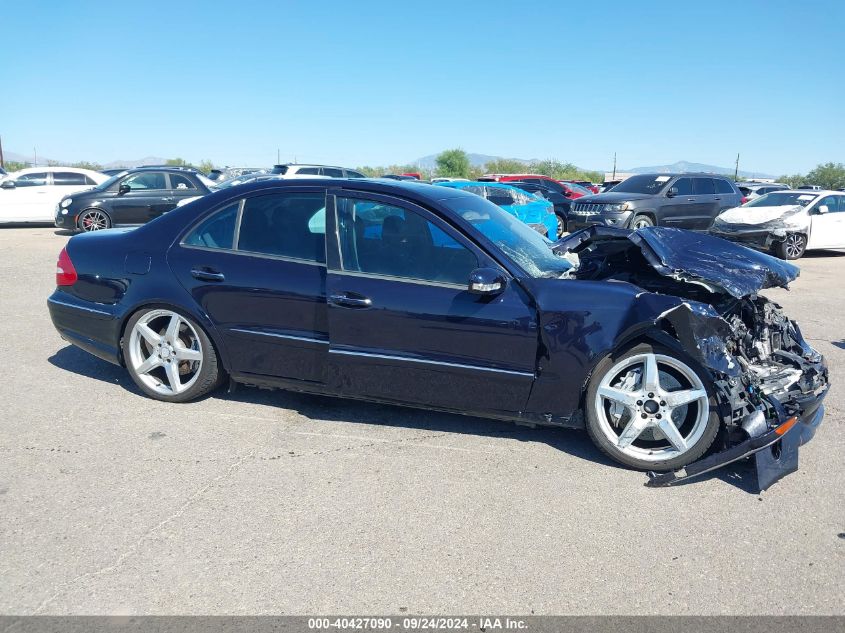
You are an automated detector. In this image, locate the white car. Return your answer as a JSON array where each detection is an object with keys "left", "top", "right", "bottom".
[
  {"left": 0, "top": 167, "right": 109, "bottom": 224},
  {"left": 711, "top": 189, "right": 845, "bottom": 259},
  {"left": 271, "top": 164, "right": 366, "bottom": 179}
]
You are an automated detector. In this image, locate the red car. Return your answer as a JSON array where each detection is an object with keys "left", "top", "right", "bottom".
[
  {"left": 480, "top": 174, "right": 589, "bottom": 199},
  {"left": 564, "top": 179, "right": 600, "bottom": 195}
]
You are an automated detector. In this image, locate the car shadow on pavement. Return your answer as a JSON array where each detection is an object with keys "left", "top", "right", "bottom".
[
  {"left": 53, "top": 229, "right": 76, "bottom": 237},
  {"left": 49, "top": 343, "right": 764, "bottom": 492}
]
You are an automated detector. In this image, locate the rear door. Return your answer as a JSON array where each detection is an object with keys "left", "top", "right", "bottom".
[
  {"left": 168, "top": 187, "right": 329, "bottom": 383},
  {"left": 163, "top": 173, "right": 201, "bottom": 216},
  {"left": 690, "top": 177, "right": 720, "bottom": 229},
  {"left": 660, "top": 177, "right": 697, "bottom": 227},
  {"left": 325, "top": 190, "right": 537, "bottom": 415}
]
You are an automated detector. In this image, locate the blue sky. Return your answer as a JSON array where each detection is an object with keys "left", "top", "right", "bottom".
[{"left": 1, "top": 0, "right": 842, "bottom": 174}]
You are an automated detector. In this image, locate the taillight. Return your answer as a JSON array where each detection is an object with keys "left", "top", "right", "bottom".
[
  {"left": 741, "top": 196, "right": 749, "bottom": 204},
  {"left": 56, "top": 247, "right": 78, "bottom": 286}
]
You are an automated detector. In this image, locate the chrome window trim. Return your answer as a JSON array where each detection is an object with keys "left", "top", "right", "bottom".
[
  {"left": 230, "top": 328, "right": 328, "bottom": 344},
  {"left": 332, "top": 269, "right": 467, "bottom": 290},
  {"left": 48, "top": 296, "right": 113, "bottom": 317},
  {"left": 329, "top": 348, "right": 534, "bottom": 378}
]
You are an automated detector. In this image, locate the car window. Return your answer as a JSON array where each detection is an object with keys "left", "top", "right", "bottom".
[
  {"left": 344, "top": 170, "right": 366, "bottom": 179},
  {"left": 321, "top": 167, "right": 344, "bottom": 178},
  {"left": 296, "top": 167, "right": 320, "bottom": 175},
  {"left": 818, "top": 196, "right": 841, "bottom": 213},
  {"left": 14, "top": 172, "right": 48, "bottom": 187},
  {"left": 672, "top": 178, "right": 693, "bottom": 196},
  {"left": 486, "top": 187, "right": 516, "bottom": 206},
  {"left": 693, "top": 178, "right": 716, "bottom": 195},
  {"left": 337, "top": 197, "right": 478, "bottom": 285},
  {"left": 84, "top": 176, "right": 98, "bottom": 185},
  {"left": 183, "top": 202, "right": 239, "bottom": 249},
  {"left": 123, "top": 172, "right": 166, "bottom": 190},
  {"left": 462, "top": 185, "right": 485, "bottom": 196},
  {"left": 53, "top": 172, "right": 88, "bottom": 186},
  {"left": 835, "top": 196, "right": 845, "bottom": 213},
  {"left": 714, "top": 179, "right": 735, "bottom": 194},
  {"left": 237, "top": 192, "right": 326, "bottom": 263},
  {"left": 169, "top": 173, "right": 197, "bottom": 190}
]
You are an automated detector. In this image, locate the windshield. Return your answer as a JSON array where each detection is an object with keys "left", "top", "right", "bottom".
[
  {"left": 565, "top": 182, "right": 592, "bottom": 196},
  {"left": 94, "top": 172, "right": 128, "bottom": 190},
  {"left": 746, "top": 192, "right": 817, "bottom": 208},
  {"left": 610, "top": 174, "right": 673, "bottom": 195},
  {"left": 442, "top": 195, "right": 572, "bottom": 278}
]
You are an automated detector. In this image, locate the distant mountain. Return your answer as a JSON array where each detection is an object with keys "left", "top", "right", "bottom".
[
  {"left": 625, "top": 160, "right": 773, "bottom": 180},
  {"left": 413, "top": 153, "right": 540, "bottom": 170},
  {"left": 3, "top": 150, "right": 168, "bottom": 169}
]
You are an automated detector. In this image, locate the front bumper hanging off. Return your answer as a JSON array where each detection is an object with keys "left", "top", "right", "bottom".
[{"left": 645, "top": 394, "right": 827, "bottom": 492}]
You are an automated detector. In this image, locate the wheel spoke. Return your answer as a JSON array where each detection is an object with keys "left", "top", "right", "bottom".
[
  {"left": 137, "top": 323, "right": 161, "bottom": 347},
  {"left": 643, "top": 354, "right": 660, "bottom": 391},
  {"left": 657, "top": 418, "right": 688, "bottom": 452},
  {"left": 663, "top": 388, "right": 706, "bottom": 408},
  {"left": 174, "top": 346, "right": 201, "bottom": 361},
  {"left": 165, "top": 315, "right": 181, "bottom": 344},
  {"left": 617, "top": 415, "right": 650, "bottom": 448},
  {"left": 163, "top": 361, "right": 183, "bottom": 393},
  {"left": 135, "top": 355, "right": 161, "bottom": 375},
  {"left": 597, "top": 385, "right": 639, "bottom": 408}
]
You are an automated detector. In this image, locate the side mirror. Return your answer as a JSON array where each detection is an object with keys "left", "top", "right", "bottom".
[
  {"left": 666, "top": 187, "right": 678, "bottom": 198},
  {"left": 468, "top": 267, "right": 507, "bottom": 296},
  {"left": 0, "top": 180, "right": 15, "bottom": 189},
  {"left": 817, "top": 205, "right": 829, "bottom": 214},
  {"left": 118, "top": 183, "right": 131, "bottom": 195}
]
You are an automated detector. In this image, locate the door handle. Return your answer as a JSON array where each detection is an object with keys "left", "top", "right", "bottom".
[
  {"left": 714, "top": 196, "right": 721, "bottom": 200},
  {"left": 162, "top": 197, "right": 175, "bottom": 202},
  {"left": 686, "top": 198, "right": 696, "bottom": 201},
  {"left": 329, "top": 293, "right": 372, "bottom": 308},
  {"left": 191, "top": 268, "right": 225, "bottom": 282}
]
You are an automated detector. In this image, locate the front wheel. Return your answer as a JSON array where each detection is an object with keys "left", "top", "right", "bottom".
[
  {"left": 122, "top": 308, "right": 223, "bottom": 402},
  {"left": 585, "top": 343, "right": 721, "bottom": 471},
  {"left": 77, "top": 209, "right": 111, "bottom": 232},
  {"left": 774, "top": 233, "right": 806, "bottom": 260},
  {"left": 630, "top": 215, "right": 654, "bottom": 229}
]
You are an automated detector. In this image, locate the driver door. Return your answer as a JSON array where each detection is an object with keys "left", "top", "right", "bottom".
[
  {"left": 325, "top": 190, "right": 538, "bottom": 416},
  {"left": 808, "top": 195, "right": 845, "bottom": 249}
]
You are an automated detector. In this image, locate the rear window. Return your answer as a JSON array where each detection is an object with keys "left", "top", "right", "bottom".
[
  {"left": 714, "top": 179, "right": 735, "bottom": 194},
  {"left": 183, "top": 202, "right": 239, "bottom": 249},
  {"left": 694, "top": 178, "right": 716, "bottom": 195},
  {"left": 53, "top": 172, "right": 88, "bottom": 186},
  {"left": 296, "top": 167, "right": 320, "bottom": 175}
]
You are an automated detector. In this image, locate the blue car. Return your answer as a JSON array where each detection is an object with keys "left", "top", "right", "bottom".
[
  {"left": 435, "top": 181, "right": 558, "bottom": 238},
  {"left": 47, "top": 178, "right": 827, "bottom": 486}
]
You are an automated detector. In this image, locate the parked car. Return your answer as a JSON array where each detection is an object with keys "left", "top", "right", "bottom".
[
  {"left": 507, "top": 181, "right": 571, "bottom": 237},
  {"left": 600, "top": 180, "right": 623, "bottom": 193},
  {"left": 47, "top": 178, "right": 827, "bottom": 484},
  {"left": 430, "top": 177, "right": 469, "bottom": 183},
  {"left": 54, "top": 167, "right": 214, "bottom": 232},
  {"left": 480, "top": 174, "right": 586, "bottom": 199},
  {"left": 797, "top": 185, "right": 823, "bottom": 191},
  {"left": 176, "top": 173, "right": 279, "bottom": 207},
  {"left": 1, "top": 167, "right": 108, "bottom": 224},
  {"left": 564, "top": 180, "right": 600, "bottom": 194},
  {"left": 711, "top": 190, "right": 845, "bottom": 259},
  {"left": 435, "top": 181, "right": 557, "bottom": 237},
  {"left": 100, "top": 168, "right": 127, "bottom": 177},
  {"left": 568, "top": 173, "right": 744, "bottom": 231},
  {"left": 736, "top": 182, "right": 788, "bottom": 201},
  {"left": 271, "top": 164, "right": 366, "bottom": 179},
  {"left": 381, "top": 174, "right": 417, "bottom": 181}
]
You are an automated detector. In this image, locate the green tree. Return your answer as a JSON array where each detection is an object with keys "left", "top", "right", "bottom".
[
  {"left": 71, "top": 161, "right": 103, "bottom": 171},
  {"left": 805, "top": 162, "right": 845, "bottom": 190},
  {"left": 483, "top": 158, "right": 527, "bottom": 174},
  {"left": 435, "top": 148, "right": 471, "bottom": 178},
  {"left": 197, "top": 159, "right": 215, "bottom": 174},
  {"left": 2, "top": 160, "right": 28, "bottom": 172},
  {"left": 165, "top": 158, "right": 190, "bottom": 167},
  {"left": 778, "top": 173, "right": 806, "bottom": 189}
]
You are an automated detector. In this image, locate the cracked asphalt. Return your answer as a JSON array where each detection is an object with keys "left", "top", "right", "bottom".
[{"left": 0, "top": 227, "right": 843, "bottom": 615}]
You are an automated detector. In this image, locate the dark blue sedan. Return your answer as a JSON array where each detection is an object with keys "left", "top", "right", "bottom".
[{"left": 48, "top": 178, "right": 828, "bottom": 484}]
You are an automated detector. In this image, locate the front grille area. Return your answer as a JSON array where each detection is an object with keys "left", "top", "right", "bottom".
[{"left": 572, "top": 202, "right": 607, "bottom": 215}]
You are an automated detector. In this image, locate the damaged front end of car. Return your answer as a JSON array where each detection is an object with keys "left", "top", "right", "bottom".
[
  {"left": 554, "top": 226, "right": 830, "bottom": 490},
  {"left": 709, "top": 203, "right": 810, "bottom": 253}
]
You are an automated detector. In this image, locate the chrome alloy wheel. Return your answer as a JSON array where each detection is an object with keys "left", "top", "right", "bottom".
[
  {"left": 784, "top": 233, "right": 806, "bottom": 259},
  {"left": 593, "top": 353, "right": 709, "bottom": 463},
  {"left": 79, "top": 210, "right": 109, "bottom": 231},
  {"left": 127, "top": 310, "right": 203, "bottom": 396}
]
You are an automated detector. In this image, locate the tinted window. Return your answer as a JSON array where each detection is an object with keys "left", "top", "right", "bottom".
[
  {"left": 462, "top": 185, "right": 485, "bottom": 196},
  {"left": 611, "top": 175, "right": 673, "bottom": 194},
  {"left": 714, "top": 178, "right": 735, "bottom": 194},
  {"left": 123, "top": 172, "right": 166, "bottom": 190},
  {"left": 540, "top": 179, "right": 565, "bottom": 193},
  {"left": 486, "top": 187, "right": 516, "bottom": 206},
  {"left": 321, "top": 167, "right": 344, "bottom": 178},
  {"left": 53, "top": 172, "right": 87, "bottom": 186},
  {"left": 296, "top": 167, "right": 320, "bottom": 175},
  {"left": 84, "top": 176, "right": 98, "bottom": 185},
  {"left": 169, "top": 173, "right": 197, "bottom": 190},
  {"left": 183, "top": 202, "right": 239, "bottom": 249},
  {"left": 237, "top": 192, "right": 326, "bottom": 263},
  {"left": 14, "top": 172, "right": 48, "bottom": 187},
  {"left": 694, "top": 178, "right": 716, "bottom": 195},
  {"left": 818, "top": 196, "right": 841, "bottom": 213},
  {"left": 345, "top": 170, "right": 366, "bottom": 179},
  {"left": 672, "top": 178, "right": 693, "bottom": 195},
  {"left": 337, "top": 198, "right": 477, "bottom": 285}
]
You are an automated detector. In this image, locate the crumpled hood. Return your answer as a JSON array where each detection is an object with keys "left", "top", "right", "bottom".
[
  {"left": 716, "top": 204, "right": 805, "bottom": 225},
  {"left": 554, "top": 225, "right": 799, "bottom": 299}
]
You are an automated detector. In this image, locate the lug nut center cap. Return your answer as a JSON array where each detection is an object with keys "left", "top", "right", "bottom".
[{"left": 643, "top": 400, "right": 660, "bottom": 415}]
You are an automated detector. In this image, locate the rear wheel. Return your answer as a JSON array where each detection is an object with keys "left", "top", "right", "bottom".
[
  {"left": 585, "top": 343, "right": 721, "bottom": 471},
  {"left": 77, "top": 209, "right": 111, "bottom": 232},
  {"left": 774, "top": 233, "right": 806, "bottom": 260},
  {"left": 630, "top": 215, "right": 654, "bottom": 229},
  {"left": 555, "top": 214, "right": 566, "bottom": 238},
  {"left": 122, "top": 308, "right": 222, "bottom": 402}
]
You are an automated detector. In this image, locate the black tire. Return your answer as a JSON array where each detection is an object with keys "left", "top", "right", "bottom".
[
  {"left": 585, "top": 342, "right": 721, "bottom": 471},
  {"left": 122, "top": 308, "right": 224, "bottom": 403},
  {"left": 77, "top": 208, "right": 112, "bottom": 232},
  {"left": 555, "top": 213, "right": 566, "bottom": 238},
  {"left": 630, "top": 214, "right": 654, "bottom": 229},
  {"left": 773, "top": 233, "right": 806, "bottom": 260}
]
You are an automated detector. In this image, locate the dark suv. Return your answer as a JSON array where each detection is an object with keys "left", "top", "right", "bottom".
[
  {"left": 55, "top": 167, "right": 213, "bottom": 232},
  {"left": 568, "top": 173, "right": 743, "bottom": 231}
]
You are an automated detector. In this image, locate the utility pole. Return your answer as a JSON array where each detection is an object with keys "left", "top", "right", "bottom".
[
  {"left": 0, "top": 135, "right": 4, "bottom": 169},
  {"left": 612, "top": 152, "right": 617, "bottom": 180},
  {"left": 277, "top": 148, "right": 280, "bottom": 165},
  {"left": 33, "top": 147, "right": 37, "bottom": 167},
  {"left": 734, "top": 153, "right": 740, "bottom": 181}
]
